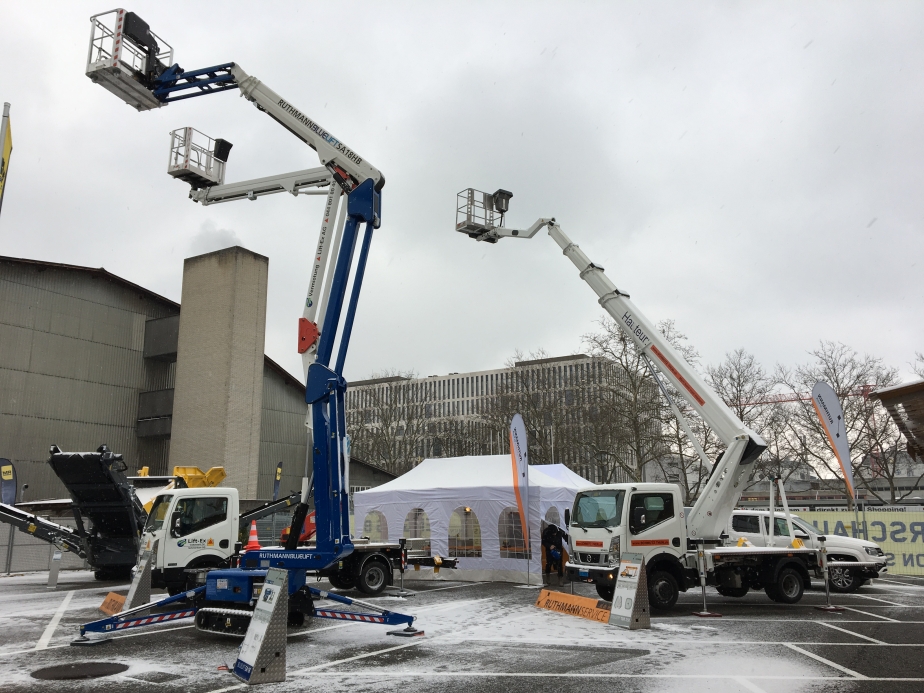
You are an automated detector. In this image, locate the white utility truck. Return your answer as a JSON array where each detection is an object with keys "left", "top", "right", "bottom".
[
  {"left": 142, "top": 488, "right": 448, "bottom": 595},
  {"left": 455, "top": 188, "right": 885, "bottom": 609}
]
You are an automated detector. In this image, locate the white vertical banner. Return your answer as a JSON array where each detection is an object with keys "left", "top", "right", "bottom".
[
  {"left": 811, "top": 381, "right": 854, "bottom": 498},
  {"left": 509, "top": 413, "right": 530, "bottom": 579}
]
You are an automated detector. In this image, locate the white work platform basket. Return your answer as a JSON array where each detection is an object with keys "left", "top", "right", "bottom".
[
  {"left": 456, "top": 188, "right": 505, "bottom": 239},
  {"left": 86, "top": 8, "right": 173, "bottom": 112},
  {"left": 168, "top": 127, "right": 230, "bottom": 189}
]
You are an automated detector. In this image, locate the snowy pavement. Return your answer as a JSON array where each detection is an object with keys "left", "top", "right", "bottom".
[{"left": 1, "top": 571, "right": 924, "bottom": 692}]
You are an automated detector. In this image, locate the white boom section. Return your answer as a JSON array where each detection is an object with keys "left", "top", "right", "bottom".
[
  {"left": 189, "top": 166, "right": 333, "bottom": 206},
  {"left": 302, "top": 187, "right": 345, "bottom": 377},
  {"left": 230, "top": 64, "right": 383, "bottom": 194},
  {"left": 486, "top": 219, "right": 766, "bottom": 540}
]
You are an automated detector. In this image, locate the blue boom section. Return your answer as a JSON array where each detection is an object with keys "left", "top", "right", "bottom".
[
  {"left": 240, "top": 179, "right": 381, "bottom": 573},
  {"left": 152, "top": 63, "right": 238, "bottom": 103}
]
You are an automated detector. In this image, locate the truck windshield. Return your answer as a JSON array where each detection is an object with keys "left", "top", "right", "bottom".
[
  {"left": 792, "top": 518, "right": 817, "bottom": 536},
  {"left": 144, "top": 494, "right": 173, "bottom": 532},
  {"left": 572, "top": 490, "right": 625, "bottom": 528}
]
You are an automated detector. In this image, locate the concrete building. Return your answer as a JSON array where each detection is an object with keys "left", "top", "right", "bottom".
[
  {"left": 0, "top": 250, "right": 359, "bottom": 503},
  {"left": 346, "top": 354, "right": 652, "bottom": 482},
  {"left": 170, "top": 248, "right": 268, "bottom": 497}
]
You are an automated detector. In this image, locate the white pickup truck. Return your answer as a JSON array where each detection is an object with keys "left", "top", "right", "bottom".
[{"left": 726, "top": 510, "right": 888, "bottom": 593}]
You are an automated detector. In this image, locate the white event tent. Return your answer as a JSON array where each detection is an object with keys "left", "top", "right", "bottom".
[{"left": 352, "top": 455, "right": 593, "bottom": 583}]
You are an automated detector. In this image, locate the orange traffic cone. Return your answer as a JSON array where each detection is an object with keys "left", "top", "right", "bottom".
[{"left": 244, "top": 520, "right": 262, "bottom": 551}]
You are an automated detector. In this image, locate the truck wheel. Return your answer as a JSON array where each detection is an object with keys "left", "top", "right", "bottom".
[
  {"left": 328, "top": 572, "right": 355, "bottom": 590},
  {"left": 765, "top": 567, "right": 804, "bottom": 604},
  {"left": 829, "top": 565, "right": 862, "bottom": 593},
  {"left": 648, "top": 570, "right": 679, "bottom": 610},
  {"left": 716, "top": 585, "right": 749, "bottom": 598},
  {"left": 357, "top": 559, "right": 390, "bottom": 595},
  {"left": 596, "top": 584, "right": 615, "bottom": 601}
]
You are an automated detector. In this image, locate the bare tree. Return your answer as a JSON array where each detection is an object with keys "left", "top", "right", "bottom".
[
  {"left": 480, "top": 349, "right": 572, "bottom": 467},
  {"left": 776, "top": 342, "right": 902, "bottom": 507},
  {"left": 346, "top": 370, "right": 436, "bottom": 475},
  {"left": 706, "top": 348, "right": 807, "bottom": 489},
  {"left": 581, "top": 319, "right": 667, "bottom": 483},
  {"left": 912, "top": 352, "right": 924, "bottom": 379}
]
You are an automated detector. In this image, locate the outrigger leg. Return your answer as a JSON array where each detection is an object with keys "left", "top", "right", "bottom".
[
  {"left": 72, "top": 586, "right": 206, "bottom": 646},
  {"left": 308, "top": 587, "right": 424, "bottom": 637}
]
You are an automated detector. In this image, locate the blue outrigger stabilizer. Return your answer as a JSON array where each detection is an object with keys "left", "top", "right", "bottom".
[{"left": 72, "top": 580, "right": 420, "bottom": 645}]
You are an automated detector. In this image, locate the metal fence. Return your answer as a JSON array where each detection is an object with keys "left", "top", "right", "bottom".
[{"left": 2, "top": 523, "right": 88, "bottom": 574}]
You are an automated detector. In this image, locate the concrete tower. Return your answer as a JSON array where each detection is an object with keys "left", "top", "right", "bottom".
[{"left": 170, "top": 246, "right": 268, "bottom": 496}]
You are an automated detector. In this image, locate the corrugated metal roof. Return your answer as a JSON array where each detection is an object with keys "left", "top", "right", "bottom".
[{"left": 0, "top": 255, "right": 179, "bottom": 310}]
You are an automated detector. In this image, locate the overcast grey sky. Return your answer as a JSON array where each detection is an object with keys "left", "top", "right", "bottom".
[{"left": 1, "top": 1, "right": 921, "bottom": 386}]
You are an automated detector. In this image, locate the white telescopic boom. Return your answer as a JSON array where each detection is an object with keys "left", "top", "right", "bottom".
[
  {"left": 230, "top": 65, "right": 383, "bottom": 194},
  {"left": 486, "top": 217, "right": 766, "bottom": 540}
]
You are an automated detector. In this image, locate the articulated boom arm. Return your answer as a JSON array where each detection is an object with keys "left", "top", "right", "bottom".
[
  {"left": 466, "top": 206, "right": 766, "bottom": 540},
  {"left": 151, "top": 63, "right": 383, "bottom": 196},
  {"left": 228, "top": 65, "right": 383, "bottom": 197},
  {"left": 87, "top": 11, "right": 383, "bottom": 569}
]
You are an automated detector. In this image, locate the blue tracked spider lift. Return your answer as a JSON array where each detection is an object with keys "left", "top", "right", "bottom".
[{"left": 79, "top": 8, "right": 420, "bottom": 642}]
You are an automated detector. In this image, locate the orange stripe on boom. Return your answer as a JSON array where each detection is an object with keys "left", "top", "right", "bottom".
[{"left": 650, "top": 345, "right": 706, "bottom": 406}]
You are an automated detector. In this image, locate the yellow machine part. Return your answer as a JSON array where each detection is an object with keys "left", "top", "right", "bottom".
[{"left": 173, "top": 466, "right": 227, "bottom": 488}]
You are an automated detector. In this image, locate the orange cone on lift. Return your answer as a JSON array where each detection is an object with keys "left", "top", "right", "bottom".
[{"left": 244, "top": 520, "right": 262, "bottom": 551}]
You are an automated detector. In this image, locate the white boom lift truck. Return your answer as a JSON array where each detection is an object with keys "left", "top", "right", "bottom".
[{"left": 455, "top": 188, "right": 885, "bottom": 609}]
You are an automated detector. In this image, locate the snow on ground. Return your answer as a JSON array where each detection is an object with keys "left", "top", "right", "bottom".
[{"left": 1, "top": 571, "right": 924, "bottom": 692}]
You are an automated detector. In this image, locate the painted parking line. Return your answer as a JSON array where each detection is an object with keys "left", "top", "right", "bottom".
[
  {"left": 294, "top": 637, "right": 428, "bottom": 674},
  {"left": 843, "top": 607, "right": 899, "bottom": 622},
  {"left": 35, "top": 591, "right": 74, "bottom": 650},
  {"left": 848, "top": 594, "right": 904, "bottom": 606},
  {"left": 734, "top": 678, "right": 768, "bottom": 693},
  {"left": 816, "top": 621, "right": 886, "bottom": 644},
  {"left": 782, "top": 643, "right": 867, "bottom": 679}
]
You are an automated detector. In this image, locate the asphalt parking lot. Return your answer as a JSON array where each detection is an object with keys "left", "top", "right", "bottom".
[{"left": 2, "top": 570, "right": 924, "bottom": 692}]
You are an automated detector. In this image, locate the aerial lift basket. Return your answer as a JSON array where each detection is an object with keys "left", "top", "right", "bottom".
[
  {"left": 86, "top": 9, "right": 173, "bottom": 111},
  {"left": 455, "top": 188, "right": 513, "bottom": 241}
]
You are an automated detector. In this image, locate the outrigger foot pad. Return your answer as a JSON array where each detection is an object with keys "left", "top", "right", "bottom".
[
  {"left": 70, "top": 635, "right": 111, "bottom": 647},
  {"left": 387, "top": 626, "right": 424, "bottom": 637}
]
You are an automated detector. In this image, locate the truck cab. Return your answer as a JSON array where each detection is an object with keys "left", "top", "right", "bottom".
[
  {"left": 565, "top": 483, "right": 691, "bottom": 609},
  {"left": 143, "top": 487, "right": 240, "bottom": 593}
]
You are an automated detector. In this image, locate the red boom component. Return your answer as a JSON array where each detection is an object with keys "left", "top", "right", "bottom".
[{"left": 298, "top": 318, "right": 319, "bottom": 354}]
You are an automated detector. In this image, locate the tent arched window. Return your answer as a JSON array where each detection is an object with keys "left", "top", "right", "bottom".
[
  {"left": 362, "top": 511, "right": 388, "bottom": 542},
  {"left": 498, "top": 507, "right": 531, "bottom": 559},
  {"left": 545, "top": 506, "right": 562, "bottom": 529},
  {"left": 448, "top": 506, "right": 481, "bottom": 558},
  {"left": 403, "top": 508, "right": 431, "bottom": 553}
]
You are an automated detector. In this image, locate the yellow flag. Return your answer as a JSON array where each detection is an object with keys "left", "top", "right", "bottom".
[{"left": 0, "top": 103, "right": 12, "bottom": 213}]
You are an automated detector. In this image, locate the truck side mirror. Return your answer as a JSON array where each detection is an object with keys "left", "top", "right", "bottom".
[
  {"left": 564, "top": 509, "right": 571, "bottom": 526},
  {"left": 170, "top": 512, "right": 182, "bottom": 538}
]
